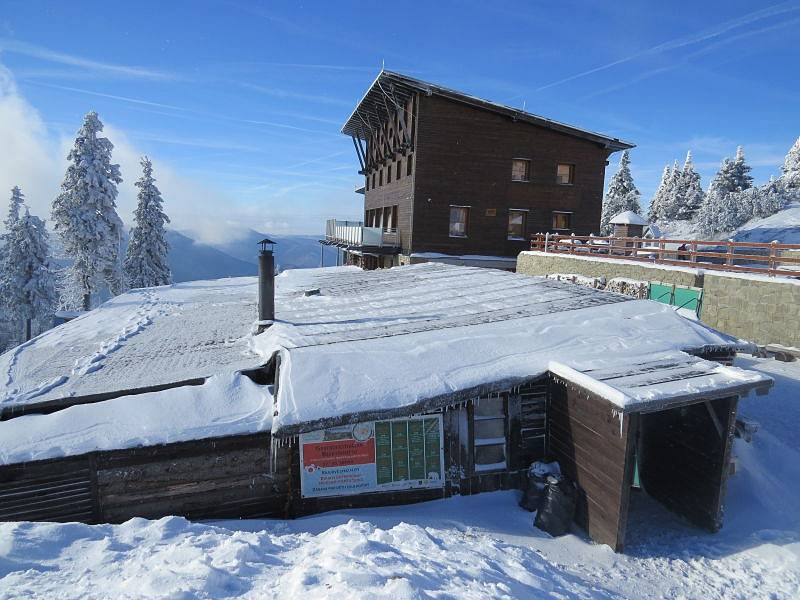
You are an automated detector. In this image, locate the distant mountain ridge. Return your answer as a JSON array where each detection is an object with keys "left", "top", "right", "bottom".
[{"left": 168, "top": 228, "right": 337, "bottom": 283}]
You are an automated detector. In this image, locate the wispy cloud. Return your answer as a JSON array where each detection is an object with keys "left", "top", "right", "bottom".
[
  {"left": 24, "top": 80, "right": 340, "bottom": 138},
  {"left": 127, "top": 131, "right": 264, "bottom": 153},
  {"left": 578, "top": 15, "right": 800, "bottom": 101},
  {"left": 239, "top": 82, "right": 351, "bottom": 108},
  {"left": 0, "top": 38, "right": 175, "bottom": 81},
  {"left": 536, "top": 1, "right": 800, "bottom": 92}
]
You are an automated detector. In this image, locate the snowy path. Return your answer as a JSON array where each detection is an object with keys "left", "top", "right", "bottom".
[{"left": 1, "top": 356, "right": 798, "bottom": 599}]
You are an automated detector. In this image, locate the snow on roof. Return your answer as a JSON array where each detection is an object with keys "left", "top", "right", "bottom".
[
  {"left": 0, "top": 373, "right": 273, "bottom": 466},
  {"left": 610, "top": 211, "right": 649, "bottom": 225},
  {"left": 0, "top": 278, "right": 265, "bottom": 412},
  {"left": 252, "top": 264, "right": 770, "bottom": 434}
]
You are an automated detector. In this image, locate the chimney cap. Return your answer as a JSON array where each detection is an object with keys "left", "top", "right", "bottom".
[{"left": 258, "top": 238, "right": 278, "bottom": 251}]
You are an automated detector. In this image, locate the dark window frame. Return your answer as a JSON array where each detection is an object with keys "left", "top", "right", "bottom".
[
  {"left": 507, "top": 208, "right": 528, "bottom": 241},
  {"left": 556, "top": 163, "right": 575, "bottom": 185},
  {"left": 449, "top": 205, "right": 470, "bottom": 238},
  {"left": 511, "top": 158, "right": 531, "bottom": 182},
  {"left": 552, "top": 211, "right": 573, "bottom": 231}
]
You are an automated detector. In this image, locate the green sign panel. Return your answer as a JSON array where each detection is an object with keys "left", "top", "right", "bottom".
[{"left": 374, "top": 417, "right": 443, "bottom": 486}]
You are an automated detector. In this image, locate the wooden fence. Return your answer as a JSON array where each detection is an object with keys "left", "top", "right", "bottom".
[{"left": 530, "top": 234, "right": 800, "bottom": 278}]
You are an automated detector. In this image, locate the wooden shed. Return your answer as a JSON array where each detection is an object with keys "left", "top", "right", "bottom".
[{"left": 0, "top": 263, "right": 772, "bottom": 552}]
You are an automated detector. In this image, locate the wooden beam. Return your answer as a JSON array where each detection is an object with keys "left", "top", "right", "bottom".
[{"left": 351, "top": 136, "right": 365, "bottom": 171}]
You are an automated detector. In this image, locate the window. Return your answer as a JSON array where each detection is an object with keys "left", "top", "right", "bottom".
[
  {"left": 449, "top": 205, "right": 469, "bottom": 237},
  {"left": 396, "top": 160, "right": 402, "bottom": 180},
  {"left": 473, "top": 396, "right": 507, "bottom": 472},
  {"left": 556, "top": 163, "right": 575, "bottom": 185},
  {"left": 387, "top": 164, "right": 392, "bottom": 183},
  {"left": 511, "top": 158, "right": 531, "bottom": 182},
  {"left": 507, "top": 209, "right": 527, "bottom": 240},
  {"left": 372, "top": 173, "right": 376, "bottom": 189},
  {"left": 407, "top": 155, "right": 413, "bottom": 176},
  {"left": 552, "top": 211, "right": 572, "bottom": 231},
  {"left": 365, "top": 176, "right": 370, "bottom": 192},
  {"left": 379, "top": 169, "right": 383, "bottom": 186}
]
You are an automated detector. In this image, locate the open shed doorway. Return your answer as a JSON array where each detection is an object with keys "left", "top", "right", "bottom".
[{"left": 546, "top": 380, "right": 739, "bottom": 552}]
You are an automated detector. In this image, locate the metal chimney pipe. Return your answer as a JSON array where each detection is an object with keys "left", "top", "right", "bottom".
[{"left": 257, "top": 238, "right": 276, "bottom": 332}]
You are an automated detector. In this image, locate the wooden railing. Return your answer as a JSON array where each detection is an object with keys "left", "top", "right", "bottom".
[{"left": 530, "top": 234, "right": 800, "bottom": 278}]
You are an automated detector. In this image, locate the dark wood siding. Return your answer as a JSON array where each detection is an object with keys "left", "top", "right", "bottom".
[
  {"left": 412, "top": 94, "right": 611, "bottom": 256},
  {"left": 547, "top": 382, "right": 637, "bottom": 551},
  {"left": 0, "top": 432, "right": 281, "bottom": 524}
]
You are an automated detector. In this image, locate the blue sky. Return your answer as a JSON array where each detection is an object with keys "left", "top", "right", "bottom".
[{"left": 0, "top": 0, "right": 798, "bottom": 239}]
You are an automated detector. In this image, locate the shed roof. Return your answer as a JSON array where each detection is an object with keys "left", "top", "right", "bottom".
[
  {"left": 252, "top": 264, "right": 770, "bottom": 435},
  {"left": 0, "top": 278, "right": 264, "bottom": 415},
  {"left": 341, "top": 70, "right": 635, "bottom": 152},
  {"left": 610, "top": 211, "right": 649, "bottom": 225}
]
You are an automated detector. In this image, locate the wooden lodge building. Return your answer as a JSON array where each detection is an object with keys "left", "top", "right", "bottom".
[
  {"left": 322, "top": 70, "right": 634, "bottom": 270},
  {"left": 0, "top": 264, "right": 772, "bottom": 552}
]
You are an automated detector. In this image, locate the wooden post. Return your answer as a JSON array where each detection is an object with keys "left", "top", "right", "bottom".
[
  {"left": 769, "top": 241, "right": 777, "bottom": 276},
  {"left": 726, "top": 241, "right": 734, "bottom": 266}
]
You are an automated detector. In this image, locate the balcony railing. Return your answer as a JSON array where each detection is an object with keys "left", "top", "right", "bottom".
[
  {"left": 530, "top": 234, "right": 800, "bottom": 278},
  {"left": 325, "top": 219, "right": 399, "bottom": 248}
]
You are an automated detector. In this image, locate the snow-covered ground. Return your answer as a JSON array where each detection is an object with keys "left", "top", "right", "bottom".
[{"left": 1, "top": 355, "right": 798, "bottom": 599}]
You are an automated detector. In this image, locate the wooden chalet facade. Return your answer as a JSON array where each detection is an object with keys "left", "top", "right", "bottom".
[{"left": 323, "top": 70, "right": 634, "bottom": 270}]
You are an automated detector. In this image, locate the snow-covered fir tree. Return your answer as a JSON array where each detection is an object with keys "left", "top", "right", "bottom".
[
  {"left": 600, "top": 150, "right": 641, "bottom": 234},
  {"left": 675, "top": 151, "right": 704, "bottom": 220},
  {"left": 661, "top": 160, "right": 683, "bottom": 221},
  {"left": 752, "top": 177, "right": 787, "bottom": 219},
  {"left": 647, "top": 165, "right": 671, "bottom": 223},
  {"left": 780, "top": 137, "right": 800, "bottom": 191},
  {"left": 2, "top": 208, "right": 57, "bottom": 341},
  {"left": 51, "top": 111, "right": 124, "bottom": 310},
  {"left": 124, "top": 157, "right": 172, "bottom": 288},
  {"left": 731, "top": 145, "right": 754, "bottom": 192},
  {"left": 4, "top": 186, "right": 24, "bottom": 231},
  {"left": 697, "top": 149, "right": 757, "bottom": 235}
]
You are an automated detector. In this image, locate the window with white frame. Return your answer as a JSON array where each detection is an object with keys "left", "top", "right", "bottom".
[
  {"left": 507, "top": 209, "right": 527, "bottom": 240},
  {"left": 473, "top": 396, "right": 507, "bottom": 472},
  {"left": 449, "top": 205, "right": 469, "bottom": 237}
]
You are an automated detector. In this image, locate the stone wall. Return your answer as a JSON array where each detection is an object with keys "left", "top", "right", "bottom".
[
  {"left": 516, "top": 251, "right": 800, "bottom": 347},
  {"left": 517, "top": 252, "right": 702, "bottom": 288},
  {"left": 701, "top": 273, "right": 800, "bottom": 347}
]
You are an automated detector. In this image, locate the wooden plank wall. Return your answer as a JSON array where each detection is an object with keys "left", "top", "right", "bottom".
[
  {"left": 547, "top": 382, "right": 636, "bottom": 551},
  {"left": 0, "top": 456, "right": 96, "bottom": 523},
  {"left": 638, "top": 397, "right": 738, "bottom": 531},
  {"left": 0, "top": 432, "right": 281, "bottom": 524}
]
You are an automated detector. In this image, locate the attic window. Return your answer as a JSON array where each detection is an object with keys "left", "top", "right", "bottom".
[
  {"left": 473, "top": 396, "right": 507, "bottom": 472},
  {"left": 511, "top": 159, "right": 531, "bottom": 182}
]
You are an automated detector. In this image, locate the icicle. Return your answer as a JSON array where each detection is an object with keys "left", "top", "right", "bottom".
[{"left": 611, "top": 409, "right": 624, "bottom": 437}]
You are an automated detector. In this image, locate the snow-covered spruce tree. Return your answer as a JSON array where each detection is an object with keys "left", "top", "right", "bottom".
[
  {"left": 51, "top": 111, "right": 124, "bottom": 310},
  {"left": 3, "top": 208, "right": 57, "bottom": 341},
  {"left": 661, "top": 160, "right": 684, "bottom": 222},
  {"left": 600, "top": 150, "right": 641, "bottom": 234},
  {"left": 647, "top": 165, "right": 672, "bottom": 223},
  {"left": 752, "top": 177, "right": 787, "bottom": 219},
  {"left": 731, "top": 145, "right": 754, "bottom": 192},
  {"left": 675, "top": 151, "right": 704, "bottom": 220},
  {"left": 697, "top": 151, "right": 755, "bottom": 235},
  {"left": 4, "top": 186, "right": 24, "bottom": 231},
  {"left": 780, "top": 136, "right": 800, "bottom": 191},
  {"left": 124, "top": 157, "right": 172, "bottom": 288}
]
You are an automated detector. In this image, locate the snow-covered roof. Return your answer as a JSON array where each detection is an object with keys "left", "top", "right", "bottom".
[
  {"left": 610, "top": 211, "right": 649, "bottom": 226},
  {"left": 0, "top": 373, "right": 272, "bottom": 466},
  {"left": 252, "top": 264, "right": 771, "bottom": 434},
  {"left": 0, "top": 278, "right": 264, "bottom": 414},
  {"left": 0, "top": 263, "right": 772, "bottom": 460}
]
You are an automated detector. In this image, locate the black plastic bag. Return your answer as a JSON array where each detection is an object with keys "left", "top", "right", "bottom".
[
  {"left": 534, "top": 474, "right": 577, "bottom": 537},
  {"left": 519, "top": 461, "right": 560, "bottom": 511}
]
